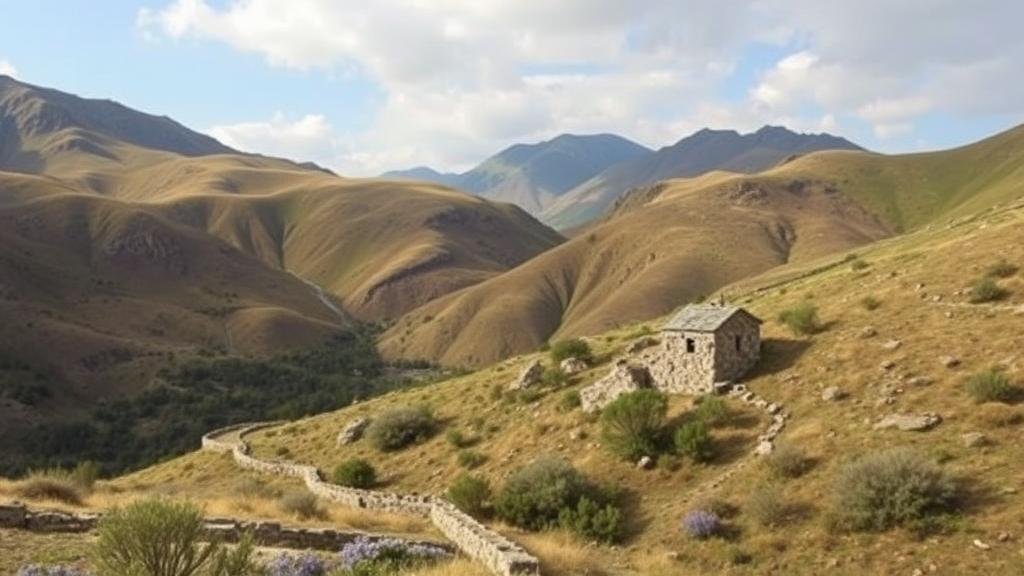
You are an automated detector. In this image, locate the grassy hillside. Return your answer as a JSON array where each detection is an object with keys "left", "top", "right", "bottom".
[
  {"left": 382, "top": 124, "right": 1024, "bottom": 368},
  {"left": 85, "top": 194, "right": 1024, "bottom": 575}
]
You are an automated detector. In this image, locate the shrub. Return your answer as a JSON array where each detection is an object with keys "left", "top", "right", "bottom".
[
  {"left": 541, "top": 366, "right": 568, "bottom": 388},
  {"left": 457, "top": 450, "right": 487, "bottom": 469},
  {"left": 445, "top": 429, "right": 473, "bottom": 448},
  {"left": 557, "top": 496, "right": 624, "bottom": 543},
  {"left": 777, "top": 302, "right": 821, "bottom": 335},
  {"left": 830, "top": 448, "right": 957, "bottom": 531},
  {"left": 93, "top": 498, "right": 258, "bottom": 576},
  {"left": 965, "top": 369, "right": 1018, "bottom": 404},
  {"left": 682, "top": 510, "right": 720, "bottom": 539},
  {"left": 278, "top": 490, "right": 325, "bottom": 520},
  {"left": 694, "top": 395, "right": 728, "bottom": 426},
  {"left": 766, "top": 444, "right": 810, "bottom": 479},
  {"left": 494, "top": 456, "right": 591, "bottom": 530},
  {"left": 969, "top": 277, "right": 1007, "bottom": 303},
  {"left": 558, "top": 390, "right": 581, "bottom": 411},
  {"left": 15, "top": 470, "right": 82, "bottom": 505},
  {"left": 332, "top": 459, "right": 377, "bottom": 489},
  {"left": 599, "top": 390, "right": 668, "bottom": 460},
  {"left": 986, "top": 259, "right": 1018, "bottom": 278},
  {"left": 549, "top": 339, "right": 593, "bottom": 364},
  {"left": 745, "top": 485, "right": 788, "bottom": 528},
  {"left": 674, "top": 420, "right": 713, "bottom": 462},
  {"left": 859, "top": 296, "right": 881, "bottom": 311},
  {"left": 366, "top": 405, "right": 437, "bottom": 451},
  {"left": 446, "top": 473, "right": 492, "bottom": 516}
]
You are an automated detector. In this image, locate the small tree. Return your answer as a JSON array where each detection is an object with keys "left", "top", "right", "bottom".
[
  {"left": 549, "top": 339, "right": 593, "bottom": 364},
  {"left": 332, "top": 458, "right": 377, "bottom": 488},
  {"left": 600, "top": 390, "right": 668, "bottom": 460},
  {"left": 674, "top": 420, "right": 713, "bottom": 462}
]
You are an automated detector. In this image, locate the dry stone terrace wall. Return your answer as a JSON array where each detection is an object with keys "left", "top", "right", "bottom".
[
  {"left": 201, "top": 423, "right": 541, "bottom": 576},
  {"left": 0, "top": 502, "right": 449, "bottom": 553}
]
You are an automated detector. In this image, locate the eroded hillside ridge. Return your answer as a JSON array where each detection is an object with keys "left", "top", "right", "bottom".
[{"left": 201, "top": 422, "right": 540, "bottom": 576}]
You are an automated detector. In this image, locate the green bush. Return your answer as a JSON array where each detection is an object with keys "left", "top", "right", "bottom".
[
  {"left": 600, "top": 390, "right": 668, "bottom": 460},
  {"left": 986, "top": 259, "right": 1018, "bottom": 278},
  {"left": 446, "top": 473, "right": 492, "bottom": 517},
  {"left": 830, "top": 448, "right": 957, "bottom": 531},
  {"left": 557, "top": 496, "right": 624, "bottom": 543},
  {"left": 93, "top": 498, "right": 258, "bottom": 576},
  {"left": 559, "top": 390, "right": 581, "bottom": 411},
  {"left": 777, "top": 302, "right": 822, "bottom": 335},
  {"left": 745, "top": 485, "right": 788, "bottom": 528},
  {"left": 457, "top": 450, "right": 487, "bottom": 469},
  {"left": 694, "top": 395, "right": 728, "bottom": 426},
  {"left": 859, "top": 296, "right": 881, "bottom": 311},
  {"left": 445, "top": 429, "right": 474, "bottom": 448},
  {"left": 366, "top": 405, "right": 437, "bottom": 451},
  {"left": 674, "top": 420, "right": 713, "bottom": 463},
  {"left": 278, "top": 490, "right": 325, "bottom": 520},
  {"left": 494, "top": 456, "right": 591, "bottom": 531},
  {"left": 549, "top": 339, "right": 593, "bottom": 364},
  {"left": 332, "top": 458, "right": 377, "bottom": 488},
  {"left": 541, "top": 366, "right": 569, "bottom": 387},
  {"left": 965, "top": 369, "right": 1019, "bottom": 404},
  {"left": 766, "top": 444, "right": 810, "bottom": 479},
  {"left": 969, "top": 277, "right": 1007, "bottom": 303}
]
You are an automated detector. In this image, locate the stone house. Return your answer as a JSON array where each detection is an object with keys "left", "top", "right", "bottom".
[{"left": 645, "top": 304, "right": 762, "bottom": 395}]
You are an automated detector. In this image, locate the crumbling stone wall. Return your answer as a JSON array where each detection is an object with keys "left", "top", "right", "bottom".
[{"left": 201, "top": 423, "right": 540, "bottom": 576}]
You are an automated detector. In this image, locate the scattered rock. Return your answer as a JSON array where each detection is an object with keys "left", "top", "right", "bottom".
[
  {"left": 560, "top": 357, "right": 588, "bottom": 375},
  {"left": 939, "top": 356, "right": 961, "bottom": 369},
  {"left": 972, "top": 539, "right": 991, "bottom": 551},
  {"left": 336, "top": 417, "right": 370, "bottom": 445},
  {"left": 509, "top": 359, "right": 544, "bottom": 390},
  {"left": 860, "top": 326, "right": 878, "bottom": 339},
  {"left": 880, "top": 360, "right": 896, "bottom": 371},
  {"left": 882, "top": 339, "right": 902, "bottom": 351},
  {"left": 636, "top": 456, "right": 654, "bottom": 470},
  {"left": 822, "top": 386, "right": 846, "bottom": 401},
  {"left": 906, "top": 376, "right": 933, "bottom": 387},
  {"left": 568, "top": 429, "right": 584, "bottom": 441},
  {"left": 961, "top": 432, "right": 988, "bottom": 448},
  {"left": 997, "top": 532, "right": 1011, "bottom": 542},
  {"left": 754, "top": 440, "right": 774, "bottom": 456},
  {"left": 873, "top": 413, "right": 942, "bottom": 432}
]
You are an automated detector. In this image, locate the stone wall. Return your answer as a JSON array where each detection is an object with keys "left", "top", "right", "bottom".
[
  {"left": 712, "top": 314, "right": 761, "bottom": 383},
  {"left": 644, "top": 331, "right": 717, "bottom": 394},
  {"left": 0, "top": 502, "right": 450, "bottom": 553},
  {"left": 201, "top": 423, "right": 541, "bottom": 576},
  {"left": 579, "top": 361, "right": 653, "bottom": 412}
]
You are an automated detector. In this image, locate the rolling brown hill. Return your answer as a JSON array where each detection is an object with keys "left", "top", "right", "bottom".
[{"left": 380, "top": 123, "right": 1024, "bottom": 367}]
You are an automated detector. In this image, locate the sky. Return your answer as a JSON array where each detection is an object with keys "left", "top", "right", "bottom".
[{"left": 1, "top": 1, "right": 1022, "bottom": 176}]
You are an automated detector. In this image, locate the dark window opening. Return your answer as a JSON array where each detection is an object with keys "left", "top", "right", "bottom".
[
  {"left": 685, "top": 338, "right": 695, "bottom": 353},
  {"left": 735, "top": 335, "right": 742, "bottom": 352}
]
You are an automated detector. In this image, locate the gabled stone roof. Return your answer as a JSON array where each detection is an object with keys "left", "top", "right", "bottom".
[{"left": 662, "top": 304, "right": 761, "bottom": 333}]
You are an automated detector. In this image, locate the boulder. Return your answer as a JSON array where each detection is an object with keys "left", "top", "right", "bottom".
[
  {"left": 873, "top": 412, "right": 942, "bottom": 432},
  {"left": 509, "top": 359, "right": 544, "bottom": 390},
  {"left": 939, "top": 356, "right": 961, "bottom": 369},
  {"left": 882, "top": 339, "right": 903, "bottom": 351},
  {"left": 560, "top": 357, "right": 588, "bottom": 375},
  {"left": 636, "top": 456, "right": 654, "bottom": 470},
  {"left": 821, "top": 386, "right": 845, "bottom": 402},
  {"left": 961, "top": 432, "right": 988, "bottom": 448},
  {"left": 336, "top": 417, "right": 370, "bottom": 445},
  {"left": 860, "top": 326, "right": 877, "bottom": 339}
]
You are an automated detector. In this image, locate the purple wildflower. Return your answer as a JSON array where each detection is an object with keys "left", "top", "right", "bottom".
[
  {"left": 17, "top": 567, "right": 90, "bottom": 576},
  {"left": 682, "top": 509, "right": 720, "bottom": 539},
  {"left": 338, "top": 536, "right": 449, "bottom": 570},
  {"left": 265, "top": 552, "right": 327, "bottom": 576}
]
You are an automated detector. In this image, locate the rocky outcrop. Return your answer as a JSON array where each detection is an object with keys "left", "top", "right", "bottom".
[
  {"left": 201, "top": 423, "right": 539, "bottom": 576},
  {"left": 579, "top": 360, "right": 653, "bottom": 412},
  {"left": 559, "top": 357, "right": 587, "bottom": 375},
  {"left": 336, "top": 417, "right": 370, "bottom": 446},
  {"left": 508, "top": 360, "right": 544, "bottom": 391},
  {"left": 873, "top": 413, "right": 942, "bottom": 431}
]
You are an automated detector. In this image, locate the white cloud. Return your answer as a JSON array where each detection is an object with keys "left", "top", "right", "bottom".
[
  {"left": 0, "top": 59, "right": 18, "bottom": 78},
  {"left": 208, "top": 113, "right": 340, "bottom": 166},
  {"left": 140, "top": 0, "right": 1024, "bottom": 173}
]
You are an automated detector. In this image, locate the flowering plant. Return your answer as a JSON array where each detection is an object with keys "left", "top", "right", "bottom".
[{"left": 682, "top": 509, "right": 720, "bottom": 539}]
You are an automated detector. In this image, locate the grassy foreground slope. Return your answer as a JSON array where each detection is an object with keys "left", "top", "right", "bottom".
[
  {"left": 102, "top": 193, "right": 1024, "bottom": 575},
  {"left": 381, "top": 124, "right": 1024, "bottom": 368}
]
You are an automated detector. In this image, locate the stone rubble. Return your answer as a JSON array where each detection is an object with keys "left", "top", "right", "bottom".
[
  {"left": 873, "top": 412, "right": 942, "bottom": 431},
  {"left": 508, "top": 360, "right": 544, "bottom": 391},
  {"left": 336, "top": 417, "right": 370, "bottom": 446}
]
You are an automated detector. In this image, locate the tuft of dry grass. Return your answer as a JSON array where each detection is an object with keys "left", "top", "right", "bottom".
[
  {"left": 517, "top": 530, "right": 608, "bottom": 576},
  {"left": 12, "top": 470, "right": 83, "bottom": 505}
]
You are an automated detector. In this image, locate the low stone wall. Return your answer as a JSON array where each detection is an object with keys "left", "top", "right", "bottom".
[
  {"left": 0, "top": 502, "right": 449, "bottom": 553},
  {"left": 203, "top": 423, "right": 541, "bottom": 576}
]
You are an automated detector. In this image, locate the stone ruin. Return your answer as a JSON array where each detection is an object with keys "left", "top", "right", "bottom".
[{"left": 581, "top": 305, "right": 762, "bottom": 412}]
